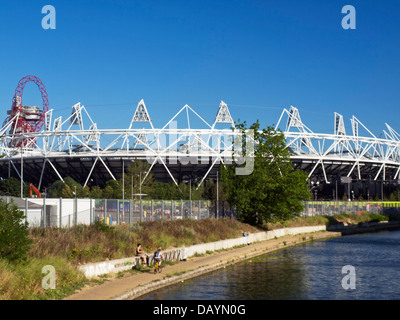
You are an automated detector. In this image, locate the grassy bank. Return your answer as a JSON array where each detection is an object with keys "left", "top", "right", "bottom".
[
  {"left": 0, "top": 218, "right": 260, "bottom": 299},
  {"left": 1, "top": 213, "right": 396, "bottom": 299},
  {"left": 28, "top": 219, "right": 262, "bottom": 264}
]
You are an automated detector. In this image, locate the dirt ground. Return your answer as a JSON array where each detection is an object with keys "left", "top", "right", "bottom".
[{"left": 64, "top": 230, "right": 340, "bottom": 300}]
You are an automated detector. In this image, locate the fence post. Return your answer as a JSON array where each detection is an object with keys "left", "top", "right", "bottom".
[
  {"left": 181, "top": 200, "right": 183, "bottom": 219},
  {"left": 151, "top": 200, "right": 154, "bottom": 221},
  {"left": 198, "top": 200, "right": 201, "bottom": 220},
  {"left": 104, "top": 199, "right": 107, "bottom": 223},
  {"left": 25, "top": 198, "right": 28, "bottom": 224},
  {"left": 117, "top": 199, "right": 120, "bottom": 225},
  {"left": 90, "top": 199, "right": 93, "bottom": 224},
  {"left": 43, "top": 196, "right": 46, "bottom": 227},
  {"left": 59, "top": 198, "right": 62, "bottom": 227},
  {"left": 171, "top": 201, "right": 174, "bottom": 220},
  {"left": 162, "top": 200, "right": 164, "bottom": 220},
  {"left": 74, "top": 197, "right": 78, "bottom": 225},
  {"left": 140, "top": 199, "right": 143, "bottom": 222},
  {"left": 129, "top": 199, "right": 132, "bottom": 224}
]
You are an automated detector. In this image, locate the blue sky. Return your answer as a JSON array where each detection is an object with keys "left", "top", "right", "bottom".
[{"left": 1, "top": 0, "right": 400, "bottom": 136}]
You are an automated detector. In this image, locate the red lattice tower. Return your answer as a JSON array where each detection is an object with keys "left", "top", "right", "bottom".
[{"left": 3, "top": 75, "right": 49, "bottom": 147}]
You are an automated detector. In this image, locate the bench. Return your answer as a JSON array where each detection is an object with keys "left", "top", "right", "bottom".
[{"left": 132, "top": 248, "right": 183, "bottom": 268}]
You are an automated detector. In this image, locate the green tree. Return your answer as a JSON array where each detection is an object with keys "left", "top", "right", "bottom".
[
  {"left": 0, "top": 177, "right": 21, "bottom": 197},
  {"left": 47, "top": 180, "right": 65, "bottom": 198},
  {"left": 102, "top": 185, "right": 115, "bottom": 199},
  {"left": 220, "top": 120, "right": 310, "bottom": 225},
  {"left": 202, "top": 179, "right": 216, "bottom": 201},
  {"left": 175, "top": 180, "right": 206, "bottom": 200},
  {"left": 124, "top": 161, "right": 154, "bottom": 199},
  {"left": 64, "top": 177, "right": 82, "bottom": 197},
  {"left": 105, "top": 180, "right": 122, "bottom": 199},
  {"left": 90, "top": 185, "right": 103, "bottom": 199},
  {"left": 47, "top": 177, "right": 83, "bottom": 198},
  {"left": 0, "top": 199, "right": 32, "bottom": 262},
  {"left": 61, "top": 184, "right": 74, "bottom": 198},
  {"left": 81, "top": 185, "right": 91, "bottom": 198},
  {"left": 148, "top": 181, "right": 179, "bottom": 199}
]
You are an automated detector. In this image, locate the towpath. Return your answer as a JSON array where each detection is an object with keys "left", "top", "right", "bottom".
[{"left": 64, "top": 230, "right": 340, "bottom": 300}]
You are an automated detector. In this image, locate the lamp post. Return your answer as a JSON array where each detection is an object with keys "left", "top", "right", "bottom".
[
  {"left": 122, "top": 159, "right": 124, "bottom": 201},
  {"left": 216, "top": 170, "right": 219, "bottom": 218},
  {"left": 190, "top": 178, "right": 192, "bottom": 217},
  {"left": 139, "top": 171, "right": 147, "bottom": 221},
  {"left": 138, "top": 171, "right": 147, "bottom": 201},
  {"left": 139, "top": 172, "right": 142, "bottom": 202},
  {"left": 20, "top": 146, "right": 23, "bottom": 198}
]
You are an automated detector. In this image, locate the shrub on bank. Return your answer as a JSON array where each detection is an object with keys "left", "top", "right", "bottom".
[{"left": 0, "top": 199, "right": 32, "bottom": 262}]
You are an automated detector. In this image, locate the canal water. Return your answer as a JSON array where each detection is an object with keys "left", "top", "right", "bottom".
[{"left": 139, "top": 230, "right": 400, "bottom": 300}]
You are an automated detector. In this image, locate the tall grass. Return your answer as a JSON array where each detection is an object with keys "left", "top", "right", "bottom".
[
  {"left": 0, "top": 256, "right": 86, "bottom": 300},
  {"left": 28, "top": 219, "right": 261, "bottom": 265},
  {"left": 0, "top": 218, "right": 258, "bottom": 299}
]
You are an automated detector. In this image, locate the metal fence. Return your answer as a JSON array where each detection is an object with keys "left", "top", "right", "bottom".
[
  {"left": 3, "top": 196, "right": 400, "bottom": 228},
  {"left": 300, "top": 201, "right": 400, "bottom": 217},
  {"left": 93, "top": 199, "right": 215, "bottom": 225},
  {"left": 1, "top": 196, "right": 217, "bottom": 228}
]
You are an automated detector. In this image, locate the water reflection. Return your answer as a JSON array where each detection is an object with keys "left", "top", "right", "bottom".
[{"left": 139, "top": 231, "right": 400, "bottom": 300}]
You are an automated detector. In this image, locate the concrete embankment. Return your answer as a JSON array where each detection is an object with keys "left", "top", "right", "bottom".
[
  {"left": 66, "top": 225, "right": 340, "bottom": 300},
  {"left": 327, "top": 220, "right": 400, "bottom": 235},
  {"left": 78, "top": 225, "right": 328, "bottom": 278}
]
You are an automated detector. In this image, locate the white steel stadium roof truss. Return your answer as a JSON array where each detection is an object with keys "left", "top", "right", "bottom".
[
  {"left": 275, "top": 106, "right": 400, "bottom": 184},
  {"left": 1, "top": 101, "right": 399, "bottom": 191}
]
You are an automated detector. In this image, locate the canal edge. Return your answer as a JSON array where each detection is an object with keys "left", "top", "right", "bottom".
[{"left": 113, "top": 230, "right": 341, "bottom": 300}]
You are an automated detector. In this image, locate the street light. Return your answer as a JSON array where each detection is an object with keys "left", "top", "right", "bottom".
[
  {"left": 184, "top": 178, "right": 192, "bottom": 217},
  {"left": 20, "top": 146, "right": 23, "bottom": 198},
  {"left": 122, "top": 159, "right": 124, "bottom": 201},
  {"left": 138, "top": 171, "right": 147, "bottom": 201}
]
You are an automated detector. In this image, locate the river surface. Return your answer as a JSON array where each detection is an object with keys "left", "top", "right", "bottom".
[{"left": 139, "top": 230, "right": 400, "bottom": 300}]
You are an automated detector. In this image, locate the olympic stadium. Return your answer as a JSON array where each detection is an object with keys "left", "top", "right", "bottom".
[{"left": 1, "top": 75, "right": 399, "bottom": 200}]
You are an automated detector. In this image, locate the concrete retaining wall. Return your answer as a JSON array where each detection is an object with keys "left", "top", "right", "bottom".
[
  {"left": 79, "top": 225, "right": 327, "bottom": 278},
  {"left": 78, "top": 248, "right": 183, "bottom": 278},
  {"left": 181, "top": 225, "right": 326, "bottom": 259}
]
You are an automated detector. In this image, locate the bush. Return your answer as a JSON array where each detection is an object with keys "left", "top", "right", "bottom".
[
  {"left": 93, "top": 220, "right": 114, "bottom": 233},
  {"left": 0, "top": 199, "right": 32, "bottom": 262}
]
